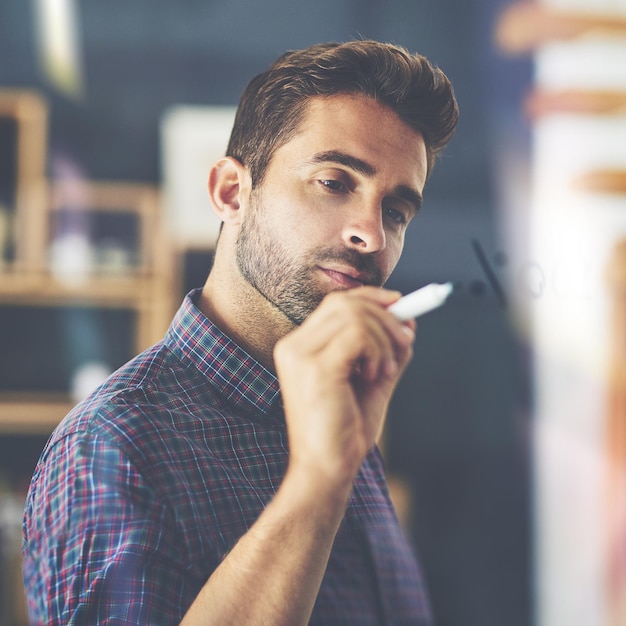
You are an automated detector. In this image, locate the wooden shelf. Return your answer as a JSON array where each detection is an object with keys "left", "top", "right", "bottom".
[
  {"left": 575, "top": 169, "right": 626, "bottom": 195},
  {"left": 0, "top": 394, "right": 75, "bottom": 433},
  {"left": 0, "top": 270, "right": 161, "bottom": 307},
  {"left": 525, "top": 89, "right": 626, "bottom": 119},
  {"left": 495, "top": 3, "right": 626, "bottom": 54}
]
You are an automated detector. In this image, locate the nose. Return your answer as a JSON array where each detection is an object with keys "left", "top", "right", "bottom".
[{"left": 342, "top": 203, "right": 386, "bottom": 252}]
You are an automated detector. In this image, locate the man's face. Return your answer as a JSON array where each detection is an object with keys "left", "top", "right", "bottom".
[{"left": 236, "top": 93, "right": 428, "bottom": 325}]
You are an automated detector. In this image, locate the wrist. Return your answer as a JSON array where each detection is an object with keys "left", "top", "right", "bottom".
[{"left": 282, "top": 458, "right": 354, "bottom": 520}]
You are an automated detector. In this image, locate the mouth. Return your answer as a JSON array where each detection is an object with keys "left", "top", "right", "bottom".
[{"left": 319, "top": 267, "right": 371, "bottom": 289}]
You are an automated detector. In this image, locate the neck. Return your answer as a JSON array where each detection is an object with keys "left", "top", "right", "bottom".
[{"left": 198, "top": 248, "right": 294, "bottom": 372}]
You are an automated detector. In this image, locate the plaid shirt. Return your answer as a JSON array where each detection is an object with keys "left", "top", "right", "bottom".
[{"left": 23, "top": 290, "right": 432, "bottom": 625}]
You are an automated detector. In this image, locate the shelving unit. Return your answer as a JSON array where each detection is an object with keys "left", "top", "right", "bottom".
[{"left": 0, "top": 90, "right": 177, "bottom": 433}]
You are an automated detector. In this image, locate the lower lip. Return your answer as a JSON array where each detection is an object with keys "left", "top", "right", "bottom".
[{"left": 320, "top": 268, "right": 365, "bottom": 289}]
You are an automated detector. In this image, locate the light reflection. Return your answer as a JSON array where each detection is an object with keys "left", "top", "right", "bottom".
[{"left": 33, "top": 0, "right": 84, "bottom": 98}]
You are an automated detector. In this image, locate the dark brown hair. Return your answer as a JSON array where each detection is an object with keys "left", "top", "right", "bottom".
[{"left": 226, "top": 40, "right": 459, "bottom": 187}]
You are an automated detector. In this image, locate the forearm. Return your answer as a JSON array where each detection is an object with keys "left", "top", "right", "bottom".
[
  {"left": 181, "top": 289, "right": 415, "bottom": 625},
  {"left": 180, "top": 465, "right": 352, "bottom": 626}
]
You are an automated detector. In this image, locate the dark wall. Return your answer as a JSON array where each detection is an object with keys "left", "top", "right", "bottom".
[{"left": 0, "top": 2, "right": 533, "bottom": 624}]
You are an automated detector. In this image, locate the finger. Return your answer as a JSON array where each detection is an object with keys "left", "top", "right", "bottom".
[
  {"left": 340, "top": 288, "right": 416, "bottom": 345},
  {"left": 291, "top": 303, "right": 389, "bottom": 383},
  {"left": 278, "top": 288, "right": 414, "bottom": 384}
]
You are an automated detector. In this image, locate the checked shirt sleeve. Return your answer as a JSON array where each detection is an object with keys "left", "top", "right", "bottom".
[{"left": 23, "top": 427, "right": 202, "bottom": 625}]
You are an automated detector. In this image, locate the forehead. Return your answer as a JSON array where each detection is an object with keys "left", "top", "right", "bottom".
[{"left": 273, "top": 93, "right": 428, "bottom": 188}]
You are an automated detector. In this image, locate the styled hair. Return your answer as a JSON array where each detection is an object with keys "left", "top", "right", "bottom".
[{"left": 226, "top": 40, "right": 459, "bottom": 187}]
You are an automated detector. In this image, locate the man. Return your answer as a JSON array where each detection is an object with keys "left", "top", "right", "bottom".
[{"left": 23, "top": 40, "right": 458, "bottom": 624}]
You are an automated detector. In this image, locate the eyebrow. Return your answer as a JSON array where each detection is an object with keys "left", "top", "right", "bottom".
[
  {"left": 306, "top": 150, "right": 423, "bottom": 213},
  {"left": 308, "top": 150, "right": 375, "bottom": 177}
]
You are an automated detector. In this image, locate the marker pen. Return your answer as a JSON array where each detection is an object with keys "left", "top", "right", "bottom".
[{"left": 387, "top": 282, "right": 453, "bottom": 320}]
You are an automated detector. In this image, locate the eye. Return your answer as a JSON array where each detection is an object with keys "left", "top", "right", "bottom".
[
  {"left": 383, "top": 206, "right": 408, "bottom": 226},
  {"left": 319, "top": 179, "right": 348, "bottom": 193}
]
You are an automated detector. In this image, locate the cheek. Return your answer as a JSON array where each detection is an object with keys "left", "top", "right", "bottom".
[
  {"left": 383, "top": 237, "right": 406, "bottom": 276},
  {"left": 282, "top": 202, "right": 334, "bottom": 242}
]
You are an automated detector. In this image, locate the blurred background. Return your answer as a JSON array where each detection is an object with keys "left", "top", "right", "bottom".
[{"left": 1, "top": 1, "right": 625, "bottom": 625}]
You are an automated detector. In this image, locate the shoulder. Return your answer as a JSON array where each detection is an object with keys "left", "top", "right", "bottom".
[{"left": 37, "top": 339, "right": 219, "bottom": 472}]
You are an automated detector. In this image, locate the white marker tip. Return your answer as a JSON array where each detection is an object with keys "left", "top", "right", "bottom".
[{"left": 388, "top": 282, "right": 453, "bottom": 321}]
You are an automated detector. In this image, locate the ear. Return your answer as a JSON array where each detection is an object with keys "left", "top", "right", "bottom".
[{"left": 207, "top": 157, "right": 251, "bottom": 226}]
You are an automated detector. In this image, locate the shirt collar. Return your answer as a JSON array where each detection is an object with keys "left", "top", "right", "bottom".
[{"left": 164, "top": 289, "right": 282, "bottom": 418}]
